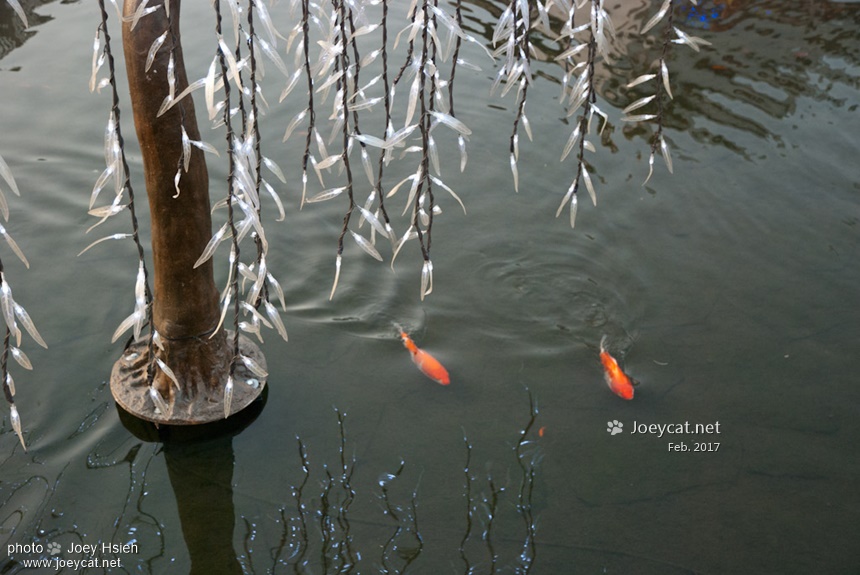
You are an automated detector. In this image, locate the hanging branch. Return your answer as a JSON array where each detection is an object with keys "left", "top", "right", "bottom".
[
  {"left": 212, "top": 0, "right": 242, "bottom": 417},
  {"left": 553, "top": 0, "right": 612, "bottom": 228},
  {"left": 91, "top": 0, "right": 163, "bottom": 412},
  {"left": 625, "top": 0, "right": 711, "bottom": 185}
]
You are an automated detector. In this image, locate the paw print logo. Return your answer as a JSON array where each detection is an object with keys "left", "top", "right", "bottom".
[
  {"left": 606, "top": 420, "right": 623, "bottom": 436},
  {"left": 47, "top": 542, "right": 62, "bottom": 556}
]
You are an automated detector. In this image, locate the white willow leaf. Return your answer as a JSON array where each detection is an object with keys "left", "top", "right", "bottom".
[
  {"left": 283, "top": 108, "right": 308, "bottom": 142},
  {"left": 156, "top": 358, "right": 181, "bottom": 393},
  {"left": 429, "top": 176, "right": 466, "bottom": 214},
  {"left": 263, "top": 300, "right": 288, "bottom": 342},
  {"left": 205, "top": 56, "right": 218, "bottom": 120},
  {"left": 315, "top": 154, "right": 341, "bottom": 171},
  {"left": 262, "top": 180, "right": 286, "bottom": 222},
  {"left": 350, "top": 230, "right": 383, "bottom": 261},
  {"left": 643, "top": 152, "right": 656, "bottom": 186},
  {"left": 561, "top": 125, "right": 581, "bottom": 162},
  {"left": 582, "top": 166, "right": 597, "bottom": 207},
  {"left": 420, "top": 260, "right": 433, "bottom": 301},
  {"left": 430, "top": 111, "right": 472, "bottom": 136},
  {"left": 554, "top": 42, "right": 588, "bottom": 61},
  {"left": 626, "top": 73, "right": 657, "bottom": 89},
  {"left": 111, "top": 310, "right": 141, "bottom": 343},
  {"left": 510, "top": 155, "right": 519, "bottom": 192},
  {"left": 356, "top": 206, "right": 389, "bottom": 238},
  {"left": 555, "top": 179, "right": 576, "bottom": 218},
  {"left": 329, "top": 254, "right": 341, "bottom": 301},
  {"left": 623, "top": 95, "right": 656, "bottom": 115},
  {"left": 307, "top": 186, "right": 347, "bottom": 203},
  {"left": 190, "top": 139, "right": 220, "bottom": 157},
  {"left": 9, "top": 404, "right": 25, "bottom": 451},
  {"left": 621, "top": 114, "right": 657, "bottom": 123},
  {"left": 262, "top": 156, "right": 287, "bottom": 184},
  {"left": 149, "top": 386, "right": 170, "bottom": 416},
  {"left": 218, "top": 37, "right": 244, "bottom": 92},
  {"left": 660, "top": 136, "right": 674, "bottom": 174},
  {"left": 10, "top": 346, "right": 32, "bottom": 370},
  {"left": 0, "top": 276, "right": 18, "bottom": 343},
  {"left": 145, "top": 31, "right": 168, "bottom": 73},
  {"left": 661, "top": 60, "right": 673, "bottom": 99},
  {"left": 7, "top": 0, "right": 28, "bottom": 28},
  {"left": 77, "top": 233, "right": 132, "bottom": 256},
  {"left": 194, "top": 222, "right": 229, "bottom": 268},
  {"left": 641, "top": 0, "right": 671, "bottom": 34},
  {"left": 241, "top": 354, "right": 269, "bottom": 379},
  {"left": 0, "top": 224, "right": 29, "bottom": 269},
  {"left": 223, "top": 376, "right": 234, "bottom": 418}
]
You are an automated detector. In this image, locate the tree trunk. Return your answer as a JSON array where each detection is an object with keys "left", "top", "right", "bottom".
[{"left": 110, "top": 0, "right": 265, "bottom": 424}]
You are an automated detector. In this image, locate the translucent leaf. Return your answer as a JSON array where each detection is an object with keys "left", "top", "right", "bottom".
[
  {"left": 7, "top": 0, "right": 28, "bottom": 28},
  {"left": 626, "top": 73, "right": 656, "bottom": 89},
  {"left": 5, "top": 373, "right": 14, "bottom": 397},
  {"left": 156, "top": 358, "right": 181, "bottom": 393},
  {"left": 111, "top": 309, "right": 141, "bottom": 344},
  {"left": 263, "top": 300, "right": 288, "bottom": 342},
  {"left": 241, "top": 354, "right": 269, "bottom": 379},
  {"left": 554, "top": 42, "right": 588, "bottom": 61},
  {"left": 582, "top": 166, "right": 597, "bottom": 207},
  {"left": 145, "top": 31, "right": 168, "bottom": 73},
  {"left": 350, "top": 230, "right": 383, "bottom": 261},
  {"left": 263, "top": 156, "right": 287, "bottom": 184},
  {"left": 77, "top": 233, "right": 132, "bottom": 257},
  {"left": 329, "top": 255, "right": 342, "bottom": 301},
  {"left": 623, "top": 95, "right": 656, "bottom": 115},
  {"left": 430, "top": 111, "right": 472, "bottom": 136},
  {"left": 0, "top": 224, "right": 29, "bottom": 268},
  {"left": 510, "top": 154, "right": 519, "bottom": 192},
  {"left": 643, "top": 152, "right": 655, "bottom": 186},
  {"left": 223, "top": 376, "right": 234, "bottom": 418},
  {"left": 420, "top": 260, "right": 433, "bottom": 301},
  {"left": 429, "top": 175, "right": 467, "bottom": 214},
  {"left": 660, "top": 135, "right": 674, "bottom": 174},
  {"left": 149, "top": 386, "right": 170, "bottom": 416},
  {"left": 661, "top": 60, "right": 673, "bottom": 99},
  {"left": 561, "top": 125, "right": 581, "bottom": 162},
  {"left": 458, "top": 135, "right": 468, "bottom": 172},
  {"left": 307, "top": 186, "right": 347, "bottom": 203},
  {"left": 10, "top": 346, "right": 32, "bottom": 370},
  {"left": 641, "top": 0, "right": 671, "bottom": 34},
  {"left": 267, "top": 273, "right": 286, "bottom": 311},
  {"left": 262, "top": 179, "right": 286, "bottom": 222},
  {"left": 194, "top": 222, "right": 229, "bottom": 268},
  {"left": 218, "top": 37, "right": 244, "bottom": 92},
  {"left": 356, "top": 206, "right": 389, "bottom": 238},
  {"left": 621, "top": 114, "right": 657, "bottom": 123},
  {"left": 9, "top": 404, "right": 26, "bottom": 451}
]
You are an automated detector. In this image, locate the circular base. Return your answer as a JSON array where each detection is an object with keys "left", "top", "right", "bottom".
[{"left": 110, "top": 332, "right": 267, "bottom": 425}]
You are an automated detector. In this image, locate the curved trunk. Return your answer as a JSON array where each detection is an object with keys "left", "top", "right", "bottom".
[{"left": 110, "top": 0, "right": 265, "bottom": 425}]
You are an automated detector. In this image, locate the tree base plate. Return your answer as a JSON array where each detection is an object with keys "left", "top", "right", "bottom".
[{"left": 110, "top": 331, "right": 267, "bottom": 425}]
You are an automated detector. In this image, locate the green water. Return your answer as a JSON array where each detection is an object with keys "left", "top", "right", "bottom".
[{"left": 1, "top": 0, "right": 859, "bottom": 573}]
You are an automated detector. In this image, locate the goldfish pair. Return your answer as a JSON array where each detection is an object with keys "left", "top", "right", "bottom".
[
  {"left": 599, "top": 335, "right": 636, "bottom": 400},
  {"left": 397, "top": 325, "right": 450, "bottom": 385}
]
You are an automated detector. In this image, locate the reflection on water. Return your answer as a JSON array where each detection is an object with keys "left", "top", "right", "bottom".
[{"left": 2, "top": 0, "right": 860, "bottom": 573}]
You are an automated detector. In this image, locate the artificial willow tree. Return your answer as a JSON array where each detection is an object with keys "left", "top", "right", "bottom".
[{"left": 2, "top": 0, "right": 709, "bottom": 440}]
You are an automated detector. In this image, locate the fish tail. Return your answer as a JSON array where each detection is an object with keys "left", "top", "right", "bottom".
[{"left": 600, "top": 334, "right": 608, "bottom": 354}]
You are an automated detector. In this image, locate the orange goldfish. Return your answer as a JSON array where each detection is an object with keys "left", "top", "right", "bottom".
[
  {"left": 398, "top": 328, "right": 450, "bottom": 385},
  {"left": 599, "top": 336, "right": 635, "bottom": 400}
]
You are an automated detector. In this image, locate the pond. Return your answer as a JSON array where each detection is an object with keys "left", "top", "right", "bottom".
[{"left": 1, "top": 0, "right": 859, "bottom": 573}]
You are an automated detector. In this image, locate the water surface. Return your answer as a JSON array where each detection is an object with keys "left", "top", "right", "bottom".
[{"left": 1, "top": 0, "right": 859, "bottom": 573}]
